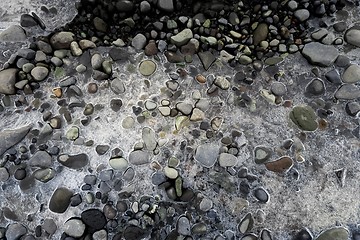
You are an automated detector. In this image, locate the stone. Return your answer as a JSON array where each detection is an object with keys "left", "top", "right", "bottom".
[
  {"left": 59, "top": 76, "right": 76, "bottom": 87},
  {"left": 140, "top": 1, "right": 151, "bottom": 13},
  {"left": 142, "top": 127, "right": 157, "bottom": 151},
  {"left": 194, "top": 144, "right": 219, "bottom": 168},
  {"left": 139, "top": 60, "right": 156, "bottom": 76},
  {"left": 110, "top": 99, "right": 123, "bottom": 112},
  {"left": 335, "top": 84, "right": 360, "bottom": 100},
  {"left": 0, "top": 25, "right": 26, "bottom": 42},
  {"left": 29, "top": 151, "right": 52, "bottom": 168},
  {"left": 157, "top": 0, "right": 174, "bottom": 12},
  {"left": 58, "top": 154, "right": 89, "bottom": 169},
  {"left": 218, "top": 153, "right": 238, "bottom": 167},
  {"left": 190, "top": 108, "right": 205, "bottom": 121},
  {"left": 30, "top": 66, "right": 49, "bottom": 81},
  {"left": 66, "top": 126, "right": 79, "bottom": 140},
  {"left": 214, "top": 76, "right": 230, "bottom": 90},
  {"left": 294, "top": 228, "right": 313, "bottom": 240},
  {"left": 109, "top": 48, "right": 129, "bottom": 62},
  {"left": 254, "top": 146, "right": 272, "bottom": 164},
  {"left": 96, "top": 145, "right": 109, "bottom": 155},
  {"left": 0, "top": 125, "right": 31, "bottom": 157},
  {"left": 302, "top": 42, "right": 339, "bottom": 67},
  {"left": 294, "top": 9, "right": 310, "bottom": 22},
  {"left": 132, "top": 33, "right": 147, "bottom": 50},
  {"left": 5, "top": 223, "right": 27, "bottom": 240},
  {"left": 129, "top": 150, "right": 150, "bottom": 165},
  {"left": 305, "top": 78, "right": 325, "bottom": 96},
  {"left": 123, "top": 226, "right": 147, "bottom": 240},
  {"left": 49, "top": 187, "right": 73, "bottom": 213},
  {"left": 176, "top": 102, "right": 193, "bottom": 115},
  {"left": 164, "top": 166, "right": 178, "bottom": 179},
  {"left": 170, "top": 29, "right": 193, "bottom": 47},
  {"left": 325, "top": 69, "right": 342, "bottom": 84},
  {"left": 81, "top": 209, "right": 106, "bottom": 231},
  {"left": 122, "top": 116, "right": 135, "bottom": 129},
  {"left": 265, "top": 156, "right": 293, "bottom": 173},
  {"left": 342, "top": 64, "right": 360, "bottom": 83},
  {"left": 238, "top": 213, "right": 254, "bottom": 234},
  {"left": 109, "top": 157, "right": 128, "bottom": 171},
  {"left": 70, "top": 41, "right": 83, "bottom": 56},
  {"left": 315, "top": 227, "right": 348, "bottom": 240},
  {"left": 346, "top": 102, "right": 360, "bottom": 116},
  {"left": 42, "top": 219, "right": 57, "bottom": 235},
  {"left": 199, "top": 197, "right": 213, "bottom": 211},
  {"left": 270, "top": 82, "right": 287, "bottom": 96},
  {"left": 0, "top": 68, "right": 18, "bottom": 94},
  {"left": 79, "top": 39, "right": 96, "bottom": 50},
  {"left": 177, "top": 216, "right": 191, "bottom": 236},
  {"left": 93, "top": 229, "right": 108, "bottom": 240},
  {"left": 345, "top": 28, "right": 360, "bottom": 47},
  {"left": 289, "top": 105, "right": 318, "bottom": 131},
  {"left": 253, "top": 188, "right": 270, "bottom": 203},
  {"left": 253, "top": 23, "right": 268, "bottom": 45},
  {"left": 63, "top": 218, "right": 86, "bottom": 238},
  {"left": 198, "top": 51, "right": 216, "bottom": 70},
  {"left": 33, "top": 168, "right": 55, "bottom": 182},
  {"left": 50, "top": 31, "right": 75, "bottom": 49},
  {"left": 0, "top": 167, "right": 9, "bottom": 181},
  {"left": 93, "top": 17, "right": 108, "bottom": 32}
]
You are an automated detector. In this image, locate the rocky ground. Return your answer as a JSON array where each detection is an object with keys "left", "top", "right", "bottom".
[{"left": 0, "top": 0, "right": 360, "bottom": 239}]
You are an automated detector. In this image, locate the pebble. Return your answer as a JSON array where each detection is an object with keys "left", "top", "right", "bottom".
[
  {"left": 0, "top": 25, "right": 26, "bottom": 42},
  {"left": 49, "top": 187, "right": 73, "bottom": 213},
  {"left": 50, "top": 31, "right": 75, "bottom": 49},
  {"left": 164, "top": 166, "right": 178, "bottom": 179},
  {"left": 139, "top": 60, "right": 156, "bottom": 76},
  {"left": 66, "top": 126, "right": 79, "bottom": 140},
  {"left": 70, "top": 41, "right": 83, "bottom": 56},
  {"left": 5, "top": 223, "right": 27, "bottom": 240},
  {"left": 96, "top": 145, "right": 109, "bottom": 155},
  {"left": 29, "top": 150, "right": 52, "bottom": 168},
  {"left": 302, "top": 42, "right": 339, "bottom": 67},
  {"left": 325, "top": 69, "right": 342, "bottom": 84},
  {"left": 315, "top": 227, "right": 348, "bottom": 240},
  {"left": 0, "top": 167, "right": 9, "bottom": 181},
  {"left": 57, "top": 153, "right": 89, "bottom": 169},
  {"left": 42, "top": 219, "right": 57, "bottom": 235},
  {"left": 345, "top": 28, "right": 360, "bottom": 47},
  {"left": 157, "top": 0, "right": 174, "bottom": 12},
  {"left": 176, "top": 102, "right": 193, "bottom": 115},
  {"left": 199, "top": 197, "right": 213, "bottom": 211},
  {"left": 0, "top": 68, "right": 18, "bottom": 94},
  {"left": 110, "top": 99, "right": 122, "bottom": 112},
  {"left": 254, "top": 188, "right": 270, "bottom": 203},
  {"left": 294, "top": 228, "right": 313, "bottom": 240},
  {"left": 142, "top": 127, "right": 157, "bottom": 151},
  {"left": 81, "top": 209, "right": 107, "bottom": 231},
  {"left": 305, "top": 78, "right": 325, "bottom": 96},
  {"left": 109, "top": 157, "right": 128, "bottom": 171},
  {"left": 265, "top": 156, "right": 293, "bottom": 173},
  {"left": 342, "top": 64, "right": 360, "bottom": 83},
  {"left": 270, "top": 82, "right": 287, "bottom": 96},
  {"left": 177, "top": 216, "right": 191, "bottom": 236},
  {"left": 129, "top": 150, "right": 150, "bottom": 165},
  {"left": 345, "top": 102, "right": 360, "bottom": 116},
  {"left": 238, "top": 213, "right": 254, "bottom": 234},
  {"left": 218, "top": 153, "right": 238, "bottom": 167},
  {"left": 33, "top": 168, "right": 55, "bottom": 182},
  {"left": 63, "top": 218, "right": 86, "bottom": 238},
  {"left": 294, "top": 9, "right": 310, "bottom": 22},
  {"left": 122, "top": 116, "right": 135, "bottom": 129},
  {"left": 131, "top": 33, "right": 147, "bottom": 50},
  {"left": 198, "top": 51, "right": 216, "bottom": 70},
  {"left": 88, "top": 83, "right": 98, "bottom": 93},
  {"left": 290, "top": 105, "right": 318, "bottom": 131},
  {"left": 194, "top": 143, "right": 219, "bottom": 168},
  {"left": 254, "top": 146, "right": 272, "bottom": 164},
  {"left": 111, "top": 78, "right": 125, "bottom": 94},
  {"left": 214, "top": 76, "right": 230, "bottom": 90},
  {"left": 190, "top": 108, "right": 205, "bottom": 121},
  {"left": 335, "top": 84, "right": 360, "bottom": 100},
  {"left": 79, "top": 39, "right": 96, "bottom": 49}
]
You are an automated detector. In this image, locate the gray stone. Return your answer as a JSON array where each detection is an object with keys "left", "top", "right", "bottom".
[
  {"left": 214, "top": 76, "right": 230, "bottom": 90},
  {"left": 345, "top": 28, "right": 360, "bottom": 47},
  {"left": 50, "top": 31, "right": 75, "bottom": 49},
  {"left": 93, "top": 229, "right": 108, "bottom": 240},
  {"left": 129, "top": 150, "right": 150, "bottom": 165},
  {"left": 0, "top": 125, "right": 31, "bottom": 157},
  {"left": 64, "top": 219, "right": 86, "bottom": 238},
  {"left": 0, "top": 25, "right": 26, "bottom": 42},
  {"left": 140, "top": 1, "right": 151, "bottom": 13},
  {"left": 294, "top": 9, "right": 310, "bottom": 22},
  {"left": 131, "top": 33, "right": 147, "bottom": 50},
  {"left": 302, "top": 42, "right": 339, "bottom": 67},
  {"left": 194, "top": 143, "right": 219, "bottom": 168},
  {"left": 253, "top": 23, "right": 268, "bottom": 45},
  {"left": 33, "top": 168, "right": 55, "bottom": 183},
  {"left": 270, "top": 82, "right": 287, "bottom": 96},
  {"left": 91, "top": 53, "right": 103, "bottom": 70},
  {"left": 31, "top": 66, "right": 49, "bottom": 81},
  {"left": 93, "top": 17, "right": 107, "bottom": 32},
  {"left": 0, "top": 167, "right": 9, "bottom": 181},
  {"left": 59, "top": 76, "right": 77, "bottom": 87},
  {"left": 218, "top": 153, "right": 238, "bottom": 167},
  {"left": 157, "top": 0, "right": 174, "bottom": 12},
  {"left": 198, "top": 51, "right": 216, "bottom": 70},
  {"left": 335, "top": 84, "right": 360, "bottom": 100},
  {"left": 199, "top": 197, "right": 213, "bottom": 211},
  {"left": 58, "top": 154, "right": 89, "bottom": 169},
  {"left": 342, "top": 64, "right": 360, "bottom": 83},
  {"left": 142, "top": 127, "right": 157, "bottom": 151},
  {"left": 109, "top": 157, "right": 128, "bottom": 171},
  {"left": 305, "top": 78, "right": 325, "bottom": 96},
  {"left": 171, "top": 29, "right": 193, "bottom": 47},
  {"left": 17, "top": 49, "right": 35, "bottom": 59},
  {"left": 42, "top": 219, "right": 57, "bottom": 235},
  {"left": 177, "top": 216, "right": 191, "bottom": 235},
  {"left": 5, "top": 223, "right": 27, "bottom": 240},
  {"left": 315, "top": 227, "right": 348, "bottom": 240},
  {"left": 29, "top": 151, "right": 52, "bottom": 168},
  {"left": 0, "top": 68, "right": 18, "bottom": 94},
  {"left": 176, "top": 102, "right": 193, "bottom": 115},
  {"left": 111, "top": 77, "right": 126, "bottom": 94},
  {"left": 49, "top": 187, "right": 73, "bottom": 213}
]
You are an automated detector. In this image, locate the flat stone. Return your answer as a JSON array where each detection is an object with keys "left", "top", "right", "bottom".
[
  {"left": 0, "top": 125, "right": 31, "bottom": 157},
  {"left": 305, "top": 78, "right": 325, "bottom": 96},
  {"left": 315, "top": 227, "right": 349, "bottom": 240},
  {"left": 129, "top": 150, "right": 150, "bottom": 165},
  {"left": 335, "top": 84, "right": 360, "bottom": 100},
  {"left": 63, "top": 219, "right": 86, "bottom": 238},
  {"left": 42, "top": 219, "right": 57, "bottom": 235},
  {"left": 265, "top": 156, "right": 293, "bottom": 173},
  {"left": 109, "top": 157, "right": 128, "bottom": 171},
  {"left": 0, "top": 68, "right": 18, "bottom": 94},
  {"left": 294, "top": 9, "right": 310, "bottom": 22},
  {"left": 302, "top": 42, "right": 339, "bottom": 67},
  {"left": 142, "top": 127, "right": 157, "bottom": 151},
  {"left": 31, "top": 66, "right": 49, "bottom": 81},
  {"left": 29, "top": 151, "right": 52, "bottom": 168},
  {"left": 58, "top": 153, "right": 89, "bottom": 169},
  {"left": 139, "top": 60, "right": 156, "bottom": 76},
  {"left": 132, "top": 33, "right": 147, "bottom": 50},
  {"left": 253, "top": 23, "right": 268, "bottom": 45},
  {"left": 177, "top": 216, "right": 191, "bottom": 236},
  {"left": 49, "top": 187, "right": 73, "bottom": 213},
  {"left": 345, "top": 28, "right": 360, "bottom": 47},
  {"left": 0, "top": 25, "right": 26, "bottom": 42},
  {"left": 270, "top": 82, "right": 287, "bottom": 96},
  {"left": 289, "top": 105, "right": 318, "bottom": 131},
  {"left": 164, "top": 166, "right": 178, "bottom": 179},
  {"left": 50, "top": 31, "right": 75, "bottom": 49},
  {"left": 218, "top": 153, "right": 238, "bottom": 167},
  {"left": 198, "top": 51, "right": 216, "bottom": 71},
  {"left": 238, "top": 213, "right": 254, "bottom": 234},
  {"left": 171, "top": 29, "right": 193, "bottom": 47},
  {"left": 81, "top": 209, "right": 106, "bottom": 231},
  {"left": 66, "top": 126, "right": 79, "bottom": 140},
  {"left": 5, "top": 223, "right": 27, "bottom": 240},
  {"left": 157, "top": 0, "right": 174, "bottom": 12},
  {"left": 194, "top": 144, "right": 219, "bottom": 168},
  {"left": 253, "top": 187, "right": 270, "bottom": 203},
  {"left": 325, "top": 69, "right": 342, "bottom": 84},
  {"left": 342, "top": 64, "right": 360, "bottom": 83},
  {"left": 33, "top": 168, "right": 56, "bottom": 183},
  {"left": 190, "top": 108, "right": 205, "bottom": 121}
]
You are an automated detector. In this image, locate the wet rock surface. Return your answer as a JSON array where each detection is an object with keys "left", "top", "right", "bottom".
[{"left": 0, "top": 0, "right": 360, "bottom": 239}]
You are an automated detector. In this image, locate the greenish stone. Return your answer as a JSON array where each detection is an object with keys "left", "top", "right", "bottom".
[
  {"left": 102, "top": 60, "right": 112, "bottom": 75},
  {"left": 66, "top": 126, "right": 79, "bottom": 141},
  {"left": 289, "top": 105, "right": 318, "bottom": 131},
  {"left": 264, "top": 56, "right": 284, "bottom": 65},
  {"left": 315, "top": 227, "right": 349, "bottom": 240},
  {"left": 168, "top": 157, "right": 179, "bottom": 168},
  {"left": 175, "top": 177, "right": 183, "bottom": 197},
  {"left": 139, "top": 60, "right": 156, "bottom": 76},
  {"left": 54, "top": 67, "right": 65, "bottom": 79}
]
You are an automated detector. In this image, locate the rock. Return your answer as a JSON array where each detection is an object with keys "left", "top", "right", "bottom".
[
  {"left": 110, "top": 99, "right": 123, "bottom": 112},
  {"left": 63, "top": 218, "right": 86, "bottom": 238},
  {"left": 96, "top": 145, "right": 109, "bottom": 155},
  {"left": 33, "top": 168, "right": 55, "bottom": 182},
  {"left": 164, "top": 166, "right": 178, "bottom": 179},
  {"left": 0, "top": 25, "right": 26, "bottom": 42},
  {"left": 214, "top": 76, "right": 230, "bottom": 90},
  {"left": 5, "top": 223, "right": 27, "bottom": 240},
  {"left": 325, "top": 69, "right": 342, "bottom": 84},
  {"left": 177, "top": 216, "right": 191, "bottom": 235},
  {"left": 30, "top": 66, "right": 49, "bottom": 81},
  {"left": 29, "top": 151, "right": 52, "bottom": 168},
  {"left": 139, "top": 60, "right": 156, "bottom": 76},
  {"left": 0, "top": 167, "right": 9, "bottom": 181},
  {"left": 122, "top": 116, "right": 135, "bottom": 129},
  {"left": 123, "top": 226, "right": 147, "bottom": 240},
  {"left": 253, "top": 188, "right": 270, "bottom": 203},
  {"left": 302, "top": 42, "right": 339, "bottom": 67},
  {"left": 270, "top": 82, "right": 287, "bottom": 96},
  {"left": 66, "top": 126, "right": 79, "bottom": 140},
  {"left": 49, "top": 187, "right": 73, "bottom": 213},
  {"left": 144, "top": 40, "right": 158, "bottom": 56},
  {"left": 254, "top": 146, "right": 272, "bottom": 164},
  {"left": 157, "top": 0, "right": 174, "bottom": 12},
  {"left": 218, "top": 153, "right": 238, "bottom": 167},
  {"left": 198, "top": 51, "right": 216, "bottom": 70},
  {"left": 93, "top": 17, "right": 108, "bottom": 32},
  {"left": 238, "top": 213, "right": 254, "bottom": 234},
  {"left": 190, "top": 108, "right": 205, "bottom": 121},
  {"left": 289, "top": 105, "right": 318, "bottom": 131},
  {"left": 109, "top": 157, "right": 128, "bottom": 171},
  {"left": 253, "top": 23, "right": 268, "bottom": 45},
  {"left": 0, "top": 68, "right": 18, "bottom": 94},
  {"left": 58, "top": 153, "right": 89, "bottom": 169},
  {"left": 194, "top": 144, "right": 219, "bottom": 168},
  {"left": 59, "top": 76, "right": 76, "bottom": 87},
  {"left": 70, "top": 41, "right": 82, "bottom": 56},
  {"left": 79, "top": 39, "right": 96, "bottom": 50},
  {"left": 50, "top": 31, "right": 75, "bottom": 49},
  {"left": 345, "top": 28, "right": 360, "bottom": 47},
  {"left": 342, "top": 64, "right": 360, "bottom": 83},
  {"left": 335, "top": 84, "right": 360, "bottom": 100},
  {"left": 132, "top": 33, "right": 147, "bottom": 50},
  {"left": 129, "top": 150, "right": 150, "bottom": 165},
  {"left": 91, "top": 53, "right": 103, "bottom": 70},
  {"left": 93, "top": 229, "right": 108, "bottom": 240},
  {"left": 294, "top": 9, "right": 310, "bottom": 22},
  {"left": 315, "top": 227, "right": 348, "bottom": 240},
  {"left": 42, "top": 219, "right": 57, "bottom": 235},
  {"left": 346, "top": 102, "right": 360, "bottom": 116},
  {"left": 265, "top": 156, "right": 293, "bottom": 173},
  {"left": 170, "top": 29, "right": 193, "bottom": 47},
  {"left": 109, "top": 48, "right": 129, "bottom": 62},
  {"left": 81, "top": 209, "right": 106, "bottom": 231},
  {"left": 140, "top": 1, "right": 151, "bottom": 13},
  {"left": 0, "top": 125, "right": 31, "bottom": 157},
  {"left": 305, "top": 78, "right": 325, "bottom": 96},
  {"left": 142, "top": 127, "right": 157, "bottom": 151}
]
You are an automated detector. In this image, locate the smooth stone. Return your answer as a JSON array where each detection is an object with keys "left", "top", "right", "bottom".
[
  {"left": 131, "top": 33, "right": 147, "bottom": 50},
  {"left": 70, "top": 41, "right": 82, "bottom": 56},
  {"left": 122, "top": 116, "right": 135, "bottom": 129},
  {"left": 171, "top": 29, "right": 193, "bottom": 47},
  {"left": 96, "top": 145, "right": 109, "bottom": 155},
  {"left": 59, "top": 76, "right": 76, "bottom": 87},
  {"left": 109, "top": 157, "right": 128, "bottom": 171},
  {"left": 29, "top": 151, "right": 52, "bottom": 168},
  {"left": 345, "top": 28, "right": 360, "bottom": 47},
  {"left": 0, "top": 167, "right": 9, "bottom": 181},
  {"left": 302, "top": 42, "right": 339, "bottom": 67},
  {"left": 305, "top": 78, "right": 325, "bottom": 96},
  {"left": 253, "top": 23, "right": 268, "bottom": 45},
  {"left": 110, "top": 99, "right": 123, "bottom": 112},
  {"left": 33, "top": 168, "right": 55, "bottom": 182},
  {"left": 42, "top": 219, "right": 57, "bottom": 235},
  {"left": 325, "top": 69, "right": 342, "bottom": 84},
  {"left": 294, "top": 9, "right": 310, "bottom": 22},
  {"left": 342, "top": 64, "right": 360, "bottom": 83},
  {"left": 238, "top": 213, "right": 254, "bottom": 234},
  {"left": 129, "top": 150, "right": 150, "bottom": 165},
  {"left": 31, "top": 66, "right": 49, "bottom": 81},
  {"left": 176, "top": 102, "right": 193, "bottom": 115},
  {"left": 315, "top": 227, "right": 348, "bottom": 240},
  {"left": 139, "top": 60, "right": 156, "bottom": 76},
  {"left": 0, "top": 25, "right": 26, "bottom": 42},
  {"left": 50, "top": 31, "right": 75, "bottom": 49},
  {"left": 0, "top": 125, "right": 31, "bottom": 157},
  {"left": 0, "top": 68, "right": 18, "bottom": 94},
  {"left": 199, "top": 197, "right": 213, "bottom": 211},
  {"left": 109, "top": 47, "right": 129, "bottom": 61},
  {"left": 198, "top": 51, "right": 216, "bottom": 70},
  {"left": 63, "top": 219, "right": 86, "bottom": 238},
  {"left": 177, "top": 216, "right": 191, "bottom": 236},
  {"left": 123, "top": 226, "right": 147, "bottom": 240},
  {"left": 335, "top": 84, "right": 360, "bottom": 100},
  {"left": 190, "top": 108, "right": 205, "bottom": 121},
  {"left": 36, "top": 41, "right": 52, "bottom": 54},
  {"left": 214, "top": 76, "right": 230, "bottom": 90},
  {"left": 49, "top": 187, "right": 73, "bottom": 213},
  {"left": 93, "top": 17, "right": 108, "bottom": 32},
  {"left": 145, "top": 100, "right": 157, "bottom": 110},
  {"left": 265, "top": 156, "right": 293, "bottom": 173},
  {"left": 294, "top": 228, "right": 313, "bottom": 240},
  {"left": 91, "top": 53, "right": 103, "bottom": 70},
  {"left": 157, "top": 0, "right": 174, "bottom": 12},
  {"left": 254, "top": 146, "right": 272, "bottom": 164},
  {"left": 218, "top": 153, "right": 238, "bottom": 167},
  {"left": 79, "top": 39, "right": 96, "bottom": 50},
  {"left": 289, "top": 105, "right": 318, "bottom": 131},
  {"left": 270, "top": 82, "right": 287, "bottom": 96},
  {"left": 191, "top": 223, "right": 207, "bottom": 235},
  {"left": 111, "top": 78, "right": 126, "bottom": 94},
  {"left": 253, "top": 188, "right": 270, "bottom": 203},
  {"left": 57, "top": 153, "right": 89, "bottom": 169},
  {"left": 93, "top": 229, "right": 108, "bottom": 240},
  {"left": 81, "top": 209, "right": 106, "bottom": 231},
  {"left": 5, "top": 223, "right": 27, "bottom": 240},
  {"left": 142, "top": 127, "right": 157, "bottom": 151},
  {"left": 66, "top": 126, "right": 79, "bottom": 140},
  {"left": 22, "top": 63, "right": 35, "bottom": 73},
  {"left": 164, "top": 166, "right": 178, "bottom": 179},
  {"left": 194, "top": 144, "right": 219, "bottom": 168}
]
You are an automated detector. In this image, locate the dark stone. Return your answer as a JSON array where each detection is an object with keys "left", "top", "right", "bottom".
[
  {"left": 110, "top": 99, "right": 123, "bottom": 112},
  {"left": 293, "top": 228, "right": 313, "bottom": 240},
  {"left": 123, "top": 226, "right": 147, "bottom": 240},
  {"left": 109, "top": 48, "right": 130, "bottom": 62},
  {"left": 81, "top": 209, "right": 107, "bottom": 231},
  {"left": 20, "top": 14, "right": 38, "bottom": 27},
  {"left": 49, "top": 187, "right": 73, "bottom": 213},
  {"left": 57, "top": 154, "right": 89, "bottom": 169}
]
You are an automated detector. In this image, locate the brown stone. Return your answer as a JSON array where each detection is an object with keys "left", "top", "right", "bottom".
[
  {"left": 195, "top": 74, "right": 206, "bottom": 84},
  {"left": 265, "top": 156, "right": 293, "bottom": 173}
]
